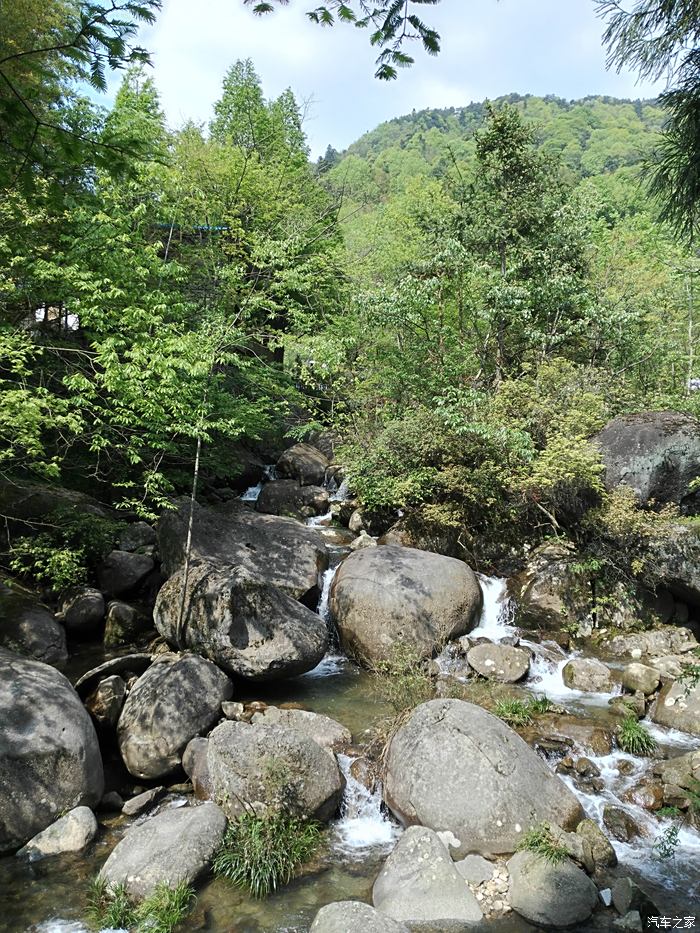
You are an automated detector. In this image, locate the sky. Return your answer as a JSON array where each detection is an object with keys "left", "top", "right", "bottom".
[{"left": 135, "top": 0, "right": 666, "bottom": 159}]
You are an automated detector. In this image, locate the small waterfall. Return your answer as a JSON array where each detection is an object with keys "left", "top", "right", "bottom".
[
  {"left": 306, "top": 510, "right": 333, "bottom": 527},
  {"left": 330, "top": 478, "right": 350, "bottom": 502},
  {"left": 333, "top": 754, "right": 400, "bottom": 856},
  {"left": 317, "top": 563, "right": 338, "bottom": 624},
  {"left": 470, "top": 574, "right": 515, "bottom": 641},
  {"left": 239, "top": 464, "right": 277, "bottom": 503}
]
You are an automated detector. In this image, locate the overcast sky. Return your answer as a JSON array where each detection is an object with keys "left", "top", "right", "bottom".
[{"left": 137, "top": 0, "right": 665, "bottom": 158}]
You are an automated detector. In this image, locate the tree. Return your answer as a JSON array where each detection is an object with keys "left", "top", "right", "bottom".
[
  {"left": 0, "top": 0, "right": 161, "bottom": 190},
  {"left": 597, "top": 0, "right": 700, "bottom": 242},
  {"left": 242, "top": 0, "right": 442, "bottom": 79}
]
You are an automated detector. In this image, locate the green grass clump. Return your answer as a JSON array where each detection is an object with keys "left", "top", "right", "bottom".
[
  {"left": 372, "top": 639, "right": 435, "bottom": 713},
  {"left": 516, "top": 823, "right": 568, "bottom": 864},
  {"left": 87, "top": 878, "right": 195, "bottom": 932},
  {"left": 213, "top": 811, "right": 323, "bottom": 898},
  {"left": 617, "top": 716, "right": 657, "bottom": 755},
  {"left": 494, "top": 698, "right": 533, "bottom": 727},
  {"left": 526, "top": 694, "right": 554, "bottom": 715}
]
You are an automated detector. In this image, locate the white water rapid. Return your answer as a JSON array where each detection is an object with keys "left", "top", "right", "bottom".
[
  {"left": 239, "top": 464, "right": 277, "bottom": 502},
  {"left": 332, "top": 755, "right": 400, "bottom": 857}
]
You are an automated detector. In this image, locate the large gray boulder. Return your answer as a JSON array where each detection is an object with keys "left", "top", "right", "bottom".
[
  {"left": 59, "top": 587, "right": 105, "bottom": 637},
  {"left": 384, "top": 700, "right": 583, "bottom": 858},
  {"left": 330, "top": 546, "right": 482, "bottom": 665},
  {"left": 257, "top": 479, "right": 330, "bottom": 520},
  {"left": 311, "top": 902, "right": 408, "bottom": 933},
  {"left": 99, "top": 802, "right": 226, "bottom": 900},
  {"left": 277, "top": 442, "right": 329, "bottom": 486},
  {"left": 154, "top": 563, "right": 328, "bottom": 681},
  {"left": 508, "top": 542, "right": 592, "bottom": 631},
  {"left": 157, "top": 498, "right": 328, "bottom": 602},
  {"left": 466, "top": 642, "right": 530, "bottom": 682},
  {"left": 507, "top": 850, "right": 598, "bottom": 928},
  {"left": 86, "top": 675, "right": 127, "bottom": 729},
  {"left": 204, "top": 720, "right": 344, "bottom": 822},
  {"left": 250, "top": 707, "right": 351, "bottom": 753},
  {"left": 372, "top": 827, "right": 483, "bottom": 925},
  {"left": 650, "top": 680, "right": 700, "bottom": 735},
  {"left": 16, "top": 806, "right": 97, "bottom": 861},
  {"left": 117, "top": 653, "right": 232, "bottom": 779},
  {"left": 562, "top": 657, "right": 618, "bottom": 693},
  {"left": 0, "top": 650, "right": 104, "bottom": 853},
  {"left": 97, "top": 550, "right": 154, "bottom": 598},
  {"left": 595, "top": 411, "right": 700, "bottom": 512},
  {"left": 0, "top": 583, "right": 66, "bottom": 664}
]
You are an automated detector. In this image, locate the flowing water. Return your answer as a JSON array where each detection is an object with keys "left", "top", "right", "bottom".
[{"left": 3, "top": 570, "right": 699, "bottom": 929}]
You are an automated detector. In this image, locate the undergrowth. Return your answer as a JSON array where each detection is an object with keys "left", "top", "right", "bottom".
[
  {"left": 617, "top": 716, "right": 657, "bottom": 755},
  {"left": 87, "top": 878, "right": 195, "bottom": 932},
  {"left": 516, "top": 823, "right": 568, "bottom": 864},
  {"left": 213, "top": 810, "right": 323, "bottom": 898}
]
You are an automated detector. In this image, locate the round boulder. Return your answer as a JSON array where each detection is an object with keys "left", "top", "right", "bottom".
[
  {"left": 99, "top": 801, "right": 226, "bottom": 900},
  {"left": 622, "top": 662, "right": 660, "bottom": 696},
  {"left": 117, "top": 652, "right": 232, "bottom": 779},
  {"left": 154, "top": 563, "right": 328, "bottom": 681},
  {"left": 0, "top": 584, "right": 66, "bottom": 664},
  {"left": 256, "top": 479, "right": 329, "bottom": 519},
  {"left": 16, "top": 806, "right": 97, "bottom": 861},
  {"left": 0, "top": 650, "right": 104, "bottom": 853},
  {"left": 650, "top": 680, "right": 700, "bottom": 736},
  {"left": 311, "top": 902, "right": 408, "bottom": 933},
  {"left": 562, "top": 657, "right": 618, "bottom": 693},
  {"left": 372, "top": 826, "right": 483, "bottom": 925},
  {"left": 595, "top": 410, "right": 700, "bottom": 513},
  {"left": 97, "top": 550, "right": 154, "bottom": 598},
  {"left": 330, "top": 546, "right": 482, "bottom": 665},
  {"left": 384, "top": 699, "right": 583, "bottom": 858},
  {"left": 205, "top": 720, "right": 344, "bottom": 822},
  {"left": 60, "top": 587, "right": 105, "bottom": 637},
  {"left": 507, "top": 850, "right": 598, "bottom": 928},
  {"left": 250, "top": 707, "right": 352, "bottom": 754},
  {"left": 276, "top": 442, "right": 329, "bottom": 486},
  {"left": 467, "top": 643, "right": 530, "bottom": 683}
]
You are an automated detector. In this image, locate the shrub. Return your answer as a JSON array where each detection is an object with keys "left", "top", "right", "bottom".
[
  {"left": 86, "top": 878, "right": 195, "bottom": 932},
  {"left": 617, "top": 716, "right": 657, "bottom": 755},
  {"left": 493, "top": 698, "right": 533, "bottom": 727},
  {"left": 213, "top": 811, "right": 323, "bottom": 898},
  {"left": 372, "top": 639, "right": 435, "bottom": 713},
  {"left": 516, "top": 823, "right": 568, "bottom": 864}
]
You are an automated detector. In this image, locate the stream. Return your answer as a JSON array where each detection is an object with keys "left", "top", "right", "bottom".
[{"left": 2, "top": 510, "right": 699, "bottom": 930}]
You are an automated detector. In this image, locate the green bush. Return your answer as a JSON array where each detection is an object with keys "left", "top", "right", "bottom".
[
  {"left": 87, "top": 878, "right": 195, "bottom": 933},
  {"left": 516, "top": 823, "right": 568, "bottom": 864},
  {"left": 617, "top": 716, "right": 657, "bottom": 755},
  {"left": 213, "top": 811, "right": 323, "bottom": 898}
]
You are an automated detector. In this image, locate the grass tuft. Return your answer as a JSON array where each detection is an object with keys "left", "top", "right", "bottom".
[
  {"left": 213, "top": 810, "right": 323, "bottom": 898},
  {"left": 617, "top": 716, "right": 657, "bottom": 755},
  {"left": 516, "top": 823, "right": 568, "bottom": 864},
  {"left": 493, "top": 698, "right": 533, "bottom": 727},
  {"left": 86, "top": 877, "right": 195, "bottom": 932}
]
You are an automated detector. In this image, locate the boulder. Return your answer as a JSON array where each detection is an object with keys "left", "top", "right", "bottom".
[
  {"left": 454, "top": 854, "right": 494, "bottom": 884},
  {"left": 250, "top": 707, "right": 352, "bottom": 753},
  {"left": 0, "top": 650, "right": 104, "bottom": 853},
  {"left": 650, "top": 680, "right": 700, "bottom": 735},
  {"left": 122, "top": 786, "right": 165, "bottom": 817},
  {"left": 372, "top": 827, "right": 483, "bottom": 925},
  {"left": 621, "top": 662, "right": 660, "bottom": 696},
  {"left": 97, "top": 550, "right": 154, "bottom": 598},
  {"left": 119, "top": 521, "right": 157, "bottom": 552},
  {"left": 603, "top": 805, "right": 642, "bottom": 842},
  {"left": 154, "top": 563, "right": 328, "bottom": 681},
  {"left": 466, "top": 643, "right": 530, "bottom": 683},
  {"left": 378, "top": 515, "right": 461, "bottom": 558},
  {"left": 16, "top": 806, "right": 97, "bottom": 861},
  {"left": 652, "top": 749, "right": 700, "bottom": 790},
  {"left": 330, "top": 546, "right": 482, "bottom": 665},
  {"left": 611, "top": 877, "right": 658, "bottom": 919},
  {"left": 157, "top": 498, "right": 328, "bottom": 602},
  {"left": 0, "top": 481, "right": 111, "bottom": 544},
  {"left": 311, "top": 902, "right": 409, "bottom": 933},
  {"left": 256, "top": 479, "right": 330, "bottom": 519},
  {"left": 104, "top": 600, "right": 148, "bottom": 648},
  {"left": 508, "top": 542, "right": 592, "bottom": 631},
  {"left": 98, "top": 801, "right": 226, "bottom": 900},
  {"left": 0, "top": 583, "right": 66, "bottom": 664},
  {"left": 507, "top": 850, "right": 598, "bottom": 928},
  {"left": 117, "top": 652, "right": 232, "bottom": 779},
  {"left": 276, "top": 442, "right": 330, "bottom": 486},
  {"left": 86, "top": 675, "right": 127, "bottom": 729},
  {"left": 649, "top": 523, "right": 700, "bottom": 605},
  {"left": 575, "top": 818, "right": 617, "bottom": 868},
  {"left": 595, "top": 411, "right": 700, "bottom": 512},
  {"left": 349, "top": 530, "right": 378, "bottom": 551},
  {"left": 383, "top": 700, "right": 583, "bottom": 858},
  {"left": 182, "top": 736, "right": 213, "bottom": 800},
  {"left": 348, "top": 509, "right": 366, "bottom": 534},
  {"left": 59, "top": 587, "right": 105, "bottom": 637},
  {"left": 562, "top": 657, "right": 618, "bottom": 693},
  {"left": 204, "top": 720, "right": 344, "bottom": 822},
  {"left": 607, "top": 626, "right": 698, "bottom": 660}
]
